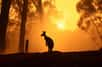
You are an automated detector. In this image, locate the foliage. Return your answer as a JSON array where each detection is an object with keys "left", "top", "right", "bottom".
[{"left": 76, "top": 0, "right": 102, "bottom": 47}]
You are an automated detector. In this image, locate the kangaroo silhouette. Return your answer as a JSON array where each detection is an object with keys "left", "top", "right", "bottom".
[{"left": 41, "top": 31, "right": 54, "bottom": 53}]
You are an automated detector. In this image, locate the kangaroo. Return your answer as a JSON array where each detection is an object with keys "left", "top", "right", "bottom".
[{"left": 41, "top": 31, "right": 54, "bottom": 53}]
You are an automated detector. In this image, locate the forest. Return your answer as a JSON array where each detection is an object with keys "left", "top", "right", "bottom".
[
  {"left": 0, "top": 0, "right": 102, "bottom": 66},
  {"left": 0, "top": 0, "right": 102, "bottom": 54}
]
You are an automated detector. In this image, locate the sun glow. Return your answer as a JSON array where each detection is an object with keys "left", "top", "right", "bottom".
[
  {"left": 52, "top": 0, "right": 80, "bottom": 31},
  {"left": 57, "top": 21, "right": 65, "bottom": 30},
  {"left": 42, "top": 0, "right": 80, "bottom": 31}
]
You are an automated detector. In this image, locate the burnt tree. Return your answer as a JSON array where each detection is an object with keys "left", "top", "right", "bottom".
[
  {"left": 19, "top": 0, "right": 28, "bottom": 53},
  {"left": 0, "top": 0, "right": 11, "bottom": 51}
]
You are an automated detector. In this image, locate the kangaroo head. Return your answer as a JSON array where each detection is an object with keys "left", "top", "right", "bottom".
[{"left": 41, "top": 31, "right": 46, "bottom": 37}]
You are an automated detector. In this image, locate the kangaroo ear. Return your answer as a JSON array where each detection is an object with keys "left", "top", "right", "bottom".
[
  {"left": 42, "top": 31, "right": 46, "bottom": 33},
  {"left": 42, "top": 31, "right": 46, "bottom": 34}
]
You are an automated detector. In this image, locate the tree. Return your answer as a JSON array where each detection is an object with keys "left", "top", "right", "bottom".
[
  {"left": 19, "top": 0, "right": 28, "bottom": 53},
  {"left": 7, "top": 0, "right": 42, "bottom": 53},
  {"left": 76, "top": 0, "right": 102, "bottom": 48},
  {"left": 4, "top": 0, "right": 55, "bottom": 53},
  {"left": 18, "top": 0, "right": 53, "bottom": 52},
  {"left": 0, "top": 0, "right": 11, "bottom": 51}
]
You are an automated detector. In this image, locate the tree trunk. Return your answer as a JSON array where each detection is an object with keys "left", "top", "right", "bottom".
[
  {"left": 0, "top": 0, "right": 11, "bottom": 51},
  {"left": 19, "top": 0, "right": 28, "bottom": 53}
]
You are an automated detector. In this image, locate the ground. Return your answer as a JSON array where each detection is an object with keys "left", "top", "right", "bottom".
[{"left": 0, "top": 50, "right": 102, "bottom": 67}]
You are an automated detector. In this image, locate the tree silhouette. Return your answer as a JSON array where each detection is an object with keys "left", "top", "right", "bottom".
[
  {"left": 76, "top": 0, "right": 102, "bottom": 48},
  {"left": 0, "top": 0, "right": 11, "bottom": 51},
  {"left": 18, "top": 0, "right": 28, "bottom": 53},
  {"left": 0, "top": 0, "right": 56, "bottom": 53},
  {"left": 18, "top": 0, "right": 43, "bottom": 52},
  {"left": 18, "top": 0, "right": 55, "bottom": 52}
]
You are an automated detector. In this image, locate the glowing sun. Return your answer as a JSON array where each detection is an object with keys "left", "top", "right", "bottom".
[{"left": 57, "top": 21, "right": 65, "bottom": 30}]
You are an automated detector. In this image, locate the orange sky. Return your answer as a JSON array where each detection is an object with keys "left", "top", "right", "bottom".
[
  {"left": 4, "top": 0, "right": 101, "bottom": 54},
  {"left": 27, "top": 0, "right": 100, "bottom": 53}
]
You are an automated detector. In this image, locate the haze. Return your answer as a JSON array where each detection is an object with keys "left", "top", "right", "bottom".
[
  {"left": 27, "top": 0, "right": 99, "bottom": 53},
  {"left": 5, "top": 0, "right": 101, "bottom": 54}
]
